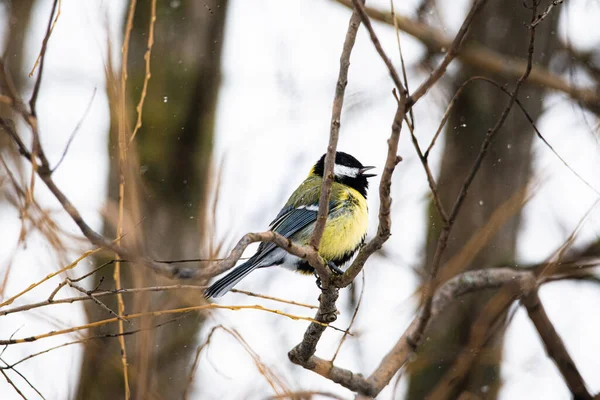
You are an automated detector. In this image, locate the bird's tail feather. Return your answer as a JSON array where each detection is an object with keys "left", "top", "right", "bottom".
[{"left": 204, "top": 259, "right": 259, "bottom": 298}]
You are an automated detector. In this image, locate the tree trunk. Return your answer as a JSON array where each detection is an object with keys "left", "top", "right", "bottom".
[
  {"left": 0, "top": 0, "right": 35, "bottom": 151},
  {"left": 407, "top": 2, "right": 560, "bottom": 399},
  {"left": 75, "top": 2, "right": 228, "bottom": 399}
]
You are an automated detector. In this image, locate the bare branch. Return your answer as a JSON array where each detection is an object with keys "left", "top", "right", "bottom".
[
  {"left": 52, "top": 88, "right": 97, "bottom": 172},
  {"left": 0, "top": 303, "right": 339, "bottom": 346},
  {"left": 290, "top": 268, "right": 541, "bottom": 397},
  {"left": 351, "top": 0, "right": 405, "bottom": 92},
  {"left": 411, "top": 0, "right": 541, "bottom": 350},
  {"left": 523, "top": 290, "right": 592, "bottom": 399},
  {"left": 335, "top": 102, "right": 404, "bottom": 287},
  {"left": 0, "top": 285, "right": 318, "bottom": 317},
  {"left": 29, "top": 0, "right": 59, "bottom": 114},
  {"left": 531, "top": 0, "right": 564, "bottom": 28},
  {"left": 334, "top": 0, "right": 600, "bottom": 112},
  {"left": 310, "top": 1, "right": 364, "bottom": 283},
  {"left": 0, "top": 369, "right": 27, "bottom": 400},
  {"left": 288, "top": 286, "right": 340, "bottom": 366},
  {"left": 290, "top": 0, "right": 369, "bottom": 370},
  {"left": 408, "top": 0, "right": 487, "bottom": 105}
]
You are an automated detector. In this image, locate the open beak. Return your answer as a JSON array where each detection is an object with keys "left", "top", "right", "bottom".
[{"left": 359, "top": 166, "right": 376, "bottom": 178}]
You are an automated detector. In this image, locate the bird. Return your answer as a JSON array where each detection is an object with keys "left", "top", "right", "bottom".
[{"left": 204, "top": 151, "right": 375, "bottom": 298}]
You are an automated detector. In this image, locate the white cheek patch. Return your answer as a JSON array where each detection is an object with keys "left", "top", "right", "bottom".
[{"left": 334, "top": 164, "right": 360, "bottom": 178}]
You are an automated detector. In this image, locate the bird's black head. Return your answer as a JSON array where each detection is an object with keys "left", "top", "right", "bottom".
[{"left": 312, "top": 152, "right": 376, "bottom": 198}]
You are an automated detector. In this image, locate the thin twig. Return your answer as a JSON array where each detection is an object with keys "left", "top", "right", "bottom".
[
  {"left": 0, "top": 249, "right": 101, "bottom": 308},
  {"left": 0, "top": 369, "right": 27, "bottom": 400},
  {"left": 331, "top": 271, "right": 365, "bottom": 363},
  {"left": 28, "top": 0, "right": 61, "bottom": 78},
  {"left": 531, "top": 0, "right": 564, "bottom": 27},
  {"left": 334, "top": 0, "right": 600, "bottom": 112},
  {"left": 0, "top": 303, "right": 342, "bottom": 346},
  {"left": 2, "top": 315, "right": 186, "bottom": 370},
  {"left": 115, "top": 0, "right": 137, "bottom": 393},
  {"left": 522, "top": 290, "right": 592, "bottom": 399},
  {"left": 0, "top": 358, "right": 46, "bottom": 400},
  {"left": 408, "top": 0, "right": 486, "bottom": 105},
  {"left": 0, "top": 284, "right": 322, "bottom": 317},
  {"left": 352, "top": 0, "right": 405, "bottom": 92},
  {"left": 390, "top": 0, "right": 415, "bottom": 129},
  {"left": 66, "top": 279, "right": 128, "bottom": 322},
  {"left": 183, "top": 326, "right": 220, "bottom": 400},
  {"left": 52, "top": 88, "right": 97, "bottom": 172},
  {"left": 411, "top": 0, "right": 539, "bottom": 350},
  {"left": 406, "top": 115, "right": 448, "bottom": 223},
  {"left": 309, "top": 1, "right": 364, "bottom": 282},
  {"left": 1, "top": 111, "right": 329, "bottom": 280},
  {"left": 129, "top": 0, "right": 157, "bottom": 144},
  {"left": 28, "top": 0, "right": 60, "bottom": 112},
  {"left": 230, "top": 289, "right": 318, "bottom": 309}
]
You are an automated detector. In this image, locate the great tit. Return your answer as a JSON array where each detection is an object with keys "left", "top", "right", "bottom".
[{"left": 204, "top": 152, "right": 375, "bottom": 298}]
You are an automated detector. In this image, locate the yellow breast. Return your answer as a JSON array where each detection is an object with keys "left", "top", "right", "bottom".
[{"left": 319, "top": 186, "right": 368, "bottom": 261}]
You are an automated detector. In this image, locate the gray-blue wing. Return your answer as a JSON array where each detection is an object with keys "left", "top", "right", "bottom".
[
  {"left": 205, "top": 201, "right": 335, "bottom": 298},
  {"left": 255, "top": 207, "right": 318, "bottom": 260},
  {"left": 253, "top": 201, "right": 336, "bottom": 263}
]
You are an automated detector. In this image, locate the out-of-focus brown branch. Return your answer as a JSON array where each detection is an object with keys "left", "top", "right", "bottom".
[
  {"left": 0, "top": 102, "right": 329, "bottom": 282},
  {"left": 426, "top": 283, "right": 524, "bottom": 400},
  {"left": 185, "top": 325, "right": 291, "bottom": 398},
  {"left": 408, "top": 0, "right": 486, "bottom": 105},
  {"left": 129, "top": 0, "right": 157, "bottom": 144},
  {"left": 334, "top": 0, "right": 600, "bottom": 113},
  {"left": 0, "top": 285, "right": 317, "bottom": 317},
  {"left": 522, "top": 290, "right": 592, "bottom": 400},
  {"left": 410, "top": 0, "right": 539, "bottom": 352},
  {"left": 428, "top": 275, "right": 594, "bottom": 400},
  {"left": 115, "top": 1, "right": 140, "bottom": 394},
  {"left": 1, "top": 315, "right": 186, "bottom": 371},
  {"left": 0, "top": 303, "right": 337, "bottom": 346}
]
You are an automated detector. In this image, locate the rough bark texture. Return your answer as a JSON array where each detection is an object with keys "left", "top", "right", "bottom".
[
  {"left": 407, "top": 2, "right": 560, "bottom": 399},
  {"left": 75, "top": 2, "right": 228, "bottom": 399}
]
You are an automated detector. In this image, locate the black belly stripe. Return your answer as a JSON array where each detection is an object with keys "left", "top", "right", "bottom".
[{"left": 295, "top": 235, "right": 366, "bottom": 274}]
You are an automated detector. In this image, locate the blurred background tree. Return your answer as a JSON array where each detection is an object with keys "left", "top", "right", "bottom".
[
  {"left": 75, "top": 1, "right": 228, "bottom": 399},
  {"left": 407, "top": 1, "right": 561, "bottom": 398},
  {"left": 0, "top": 1, "right": 35, "bottom": 167}
]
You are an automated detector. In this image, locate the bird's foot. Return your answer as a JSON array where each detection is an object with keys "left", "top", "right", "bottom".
[
  {"left": 313, "top": 271, "right": 323, "bottom": 290},
  {"left": 327, "top": 261, "right": 344, "bottom": 275}
]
